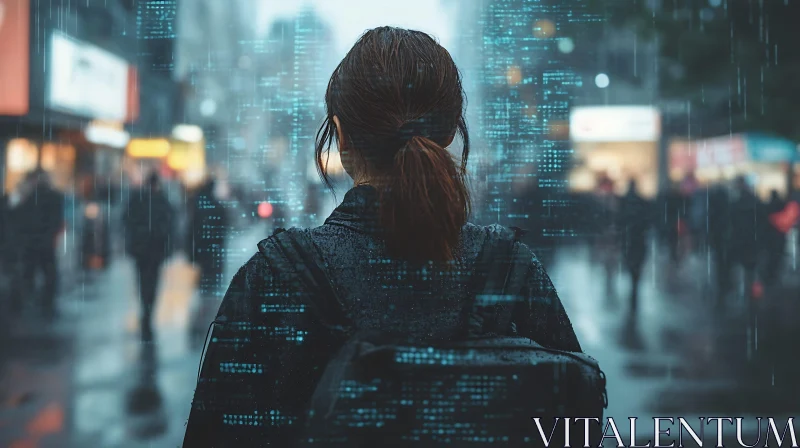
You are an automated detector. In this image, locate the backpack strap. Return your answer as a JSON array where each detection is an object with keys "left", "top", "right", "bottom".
[
  {"left": 257, "top": 227, "right": 352, "bottom": 333},
  {"left": 258, "top": 228, "right": 360, "bottom": 423},
  {"left": 463, "top": 225, "right": 525, "bottom": 337}
]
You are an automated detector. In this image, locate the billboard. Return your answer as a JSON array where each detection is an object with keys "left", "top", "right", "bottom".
[
  {"left": 0, "top": 0, "right": 30, "bottom": 116},
  {"left": 570, "top": 106, "right": 661, "bottom": 143},
  {"left": 48, "top": 31, "right": 129, "bottom": 121}
]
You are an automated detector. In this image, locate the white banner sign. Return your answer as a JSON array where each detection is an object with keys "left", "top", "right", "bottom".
[
  {"left": 48, "top": 32, "right": 128, "bottom": 121},
  {"left": 570, "top": 106, "right": 661, "bottom": 142}
]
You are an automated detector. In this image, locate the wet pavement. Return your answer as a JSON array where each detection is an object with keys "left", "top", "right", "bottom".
[
  {"left": 1, "top": 231, "right": 798, "bottom": 447},
  {"left": 551, "top": 244, "right": 800, "bottom": 443},
  {"left": 0, "top": 226, "right": 264, "bottom": 448}
]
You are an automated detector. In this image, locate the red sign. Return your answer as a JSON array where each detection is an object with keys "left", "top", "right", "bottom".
[
  {"left": 695, "top": 136, "right": 747, "bottom": 168},
  {"left": 0, "top": 0, "right": 30, "bottom": 116}
]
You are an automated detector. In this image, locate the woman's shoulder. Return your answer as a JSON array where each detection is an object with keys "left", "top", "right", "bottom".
[
  {"left": 461, "top": 222, "right": 535, "bottom": 253},
  {"left": 460, "top": 222, "right": 541, "bottom": 269}
]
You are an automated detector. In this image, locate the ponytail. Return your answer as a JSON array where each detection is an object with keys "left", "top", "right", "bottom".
[{"left": 379, "top": 136, "right": 470, "bottom": 263}]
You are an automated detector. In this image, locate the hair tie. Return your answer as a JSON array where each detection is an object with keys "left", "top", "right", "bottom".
[{"left": 396, "top": 118, "right": 429, "bottom": 144}]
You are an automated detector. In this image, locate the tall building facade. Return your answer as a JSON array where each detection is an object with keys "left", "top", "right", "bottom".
[
  {"left": 174, "top": 0, "right": 254, "bottom": 182},
  {"left": 462, "top": 0, "right": 601, "bottom": 254},
  {"left": 133, "top": 0, "right": 182, "bottom": 139},
  {"left": 251, "top": 9, "right": 336, "bottom": 227}
]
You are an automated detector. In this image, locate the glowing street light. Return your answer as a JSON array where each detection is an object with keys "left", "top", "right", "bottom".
[
  {"left": 200, "top": 98, "right": 217, "bottom": 117},
  {"left": 595, "top": 73, "right": 610, "bottom": 89},
  {"left": 557, "top": 38, "right": 575, "bottom": 54}
]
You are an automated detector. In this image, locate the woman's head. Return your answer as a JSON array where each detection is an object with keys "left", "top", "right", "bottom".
[{"left": 315, "top": 26, "right": 470, "bottom": 263}]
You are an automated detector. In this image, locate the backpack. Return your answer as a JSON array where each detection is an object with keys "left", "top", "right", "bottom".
[{"left": 261, "top": 226, "right": 607, "bottom": 447}]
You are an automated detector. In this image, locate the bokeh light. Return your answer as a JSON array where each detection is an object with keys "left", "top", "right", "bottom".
[
  {"left": 558, "top": 37, "right": 575, "bottom": 54},
  {"left": 595, "top": 73, "right": 610, "bottom": 88},
  {"left": 506, "top": 66, "right": 523, "bottom": 86},
  {"left": 258, "top": 201, "right": 274, "bottom": 219},
  {"left": 533, "top": 19, "right": 556, "bottom": 38}
]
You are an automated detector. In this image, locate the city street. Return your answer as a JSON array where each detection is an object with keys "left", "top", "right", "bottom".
[
  {"left": 1, "top": 230, "right": 798, "bottom": 447},
  {"left": 0, "top": 225, "right": 264, "bottom": 448},
  {"left": 3, "top": 1, "right": 800, "bottom": 447},
  {"left": 551, "top": 244, "right": 800, "bottom": 443}
]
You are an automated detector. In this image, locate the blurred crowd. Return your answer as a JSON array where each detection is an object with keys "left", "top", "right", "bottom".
[
  {"left": 1, "top": 164, "right": 797, "bottom": 342},
  {"left": 506, "top": 170, "right": 799, "bottom": 319},
  {"left": 0, "top": 168, "right": 232, "bottom": 340}
]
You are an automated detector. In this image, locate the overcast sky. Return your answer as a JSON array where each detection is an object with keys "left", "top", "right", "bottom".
[{"left": 255, "top": 0, "right": 456, "bottom": 58}]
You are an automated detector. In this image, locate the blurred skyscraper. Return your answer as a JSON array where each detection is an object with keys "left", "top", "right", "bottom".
[
  {"left": 132, "top": 0, "right": 182, "bottom": 140},
  {"left": 460, "top": 0, "right": 599, "bottom": 243},
  {"left": 174, "top": 0, "right": 254, "bottom": 178},
  {"left": 251, "top": 8, "right": 336, "bottom": 227}
]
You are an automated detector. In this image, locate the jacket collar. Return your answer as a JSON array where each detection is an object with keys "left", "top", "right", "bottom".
[{"left": 324, "top": 185, "right": 381, "bottom": 234}]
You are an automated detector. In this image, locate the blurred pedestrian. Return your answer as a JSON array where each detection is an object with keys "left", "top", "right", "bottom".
[
  {"left": 187, "top": 177, "right": 227, "bottom": 336},
  {"left": 3, "top": 181, "right": 29, "bottom": 312},
  {"left": 618, "top": 180, "right": 651, "bottom": 314},
  {"left": 0, "top": 189, "right": 9, "bottom": 254},
  {"left": 124, "top": 173, "right": 175, "bottom": 341},
  {"left": 763, "top": 189, "right": 787, "bottom": 286},
  {"left": 708, "top": 186, "right": 732, "bottom": 306},
  {"left": 664, "top": 183, "right": 686, "bottom": 268},
  {"left": 594, "top": 174, "right": 619, "bottom": 295},
  {"left": 13, "top": 170, "right": 65, "bottom": 318},
  {"left": 0, "top": 190, "right": 12, "bottom": 301},
  {"left": 728, "top": 176, "right": 768, "bottom": 301}
]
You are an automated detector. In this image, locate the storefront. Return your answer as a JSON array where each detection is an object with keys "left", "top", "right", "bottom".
[
  {"left": 124, "top": 125, "right": 207, "bottom": 189},
  {"left": 669, "top": 133, "right": 799, "bottom": 201},
  {"left": 4, "top": 138, "right": 77, "bottom": 193},
  {"left": 1, "top": 11, "right": 136, "bottom": 196},
  {"left": 568, "top": 105, "right": 661, "bottom": 198}
]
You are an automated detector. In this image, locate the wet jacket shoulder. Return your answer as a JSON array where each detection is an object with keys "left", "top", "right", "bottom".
[{"left": 183, "top": 186, "right": 581, "bottom": 446}]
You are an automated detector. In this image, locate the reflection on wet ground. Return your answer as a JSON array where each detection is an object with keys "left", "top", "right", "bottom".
[
  {"left": 0, "top": 233, "right": 798, "bottom": 447},
  {"left": 551, "top": 244, "right": 800, "bottom": 444}
]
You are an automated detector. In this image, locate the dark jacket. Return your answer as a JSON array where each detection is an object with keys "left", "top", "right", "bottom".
[
  {"left": 183, "top": 185, "right": 581, "bottom": 447},
  {"left": 618, "top": 191, "right": 651, "bottom": 267},
  {"left": 123, "top": 187, "right": 174, "bottom": 261},
  {"left": 14, "top": 185, "right": 65, "bottom": 253},
  {"left": 707, "top": 187, "right": 731, "bottom": 250},
  {"left": 0, "top": 195, "right": 9, "bottom": 263},
  {"left": 729, "top": 189, "right": 768, "bottom": 266},
  {"left": 765, "top": 196, "right": 788, "bottom": 249}
]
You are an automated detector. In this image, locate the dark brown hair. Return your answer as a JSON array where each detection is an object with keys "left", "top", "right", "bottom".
[{"left": 315, "top": 27, "right": 471, "bottom": 263}]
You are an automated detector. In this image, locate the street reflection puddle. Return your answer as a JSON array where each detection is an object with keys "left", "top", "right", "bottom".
[
  {"left": 74, "top": 344, "right": 126, "bottom": 386},
  {"left": 73, "top": 389, "right": 123, "bottom": 435}
]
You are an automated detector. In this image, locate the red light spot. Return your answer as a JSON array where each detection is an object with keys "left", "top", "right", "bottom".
[
  {"left": 751, "top": 281, "right": 764, "bottom": 300},
  {"left": 258, "top": 202, "right": 273, "bottom": 219},
  {"left": 26, "top": 402, "right": 64, "bottom": 436}
]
